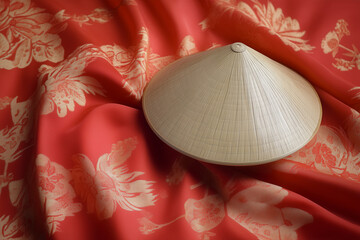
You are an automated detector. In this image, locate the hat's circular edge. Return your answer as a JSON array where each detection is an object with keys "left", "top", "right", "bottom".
[{"left": 141, "top": 46, "right": 323, "bottom": 166}]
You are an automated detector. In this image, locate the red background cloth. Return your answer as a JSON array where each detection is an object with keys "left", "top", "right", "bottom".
[{"left": 1, "top": 0, "right": 360, "bottom": 239}]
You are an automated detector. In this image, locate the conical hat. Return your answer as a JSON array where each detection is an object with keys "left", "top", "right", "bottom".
[{"left": 142, "top": 43, "right": 322, "bottom": 165}]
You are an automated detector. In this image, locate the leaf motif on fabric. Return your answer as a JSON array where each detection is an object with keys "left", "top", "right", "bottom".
[
  {"left": 341, "top": 109, "right": 360, "bottom": 180},
  {"left": 8, "top": 179, "right": 25, "bottom": 207},
  {"left": 227, "top": 180, "right": 313, "bottom": 240},
  {"left": 0, "top": 125, "right": 23, "bottom": 164},
  {"left": 100, "top": 27, "right": 175, "bottom": 100},
  {"left": 56, "top": 8, "right": 112, "bottom": 27},
  {"left": 36, "top": 154, "right": 82, "bottom": 235},
  {"left": 0, "top": 214, "right": 27, "bottom": 240},
  {"left": 139, "top": 193, "right": 224, "bottom": 239},
  {"left": 344, "top": 109, "right": 360, "bottom": 153},
  {"left": 10, "top": 97, "right": 34, "bottom": 142},
  {"left": 0, "top": 97, "right": 33, "bottom": 164},
  {"left": 207, "top": 0, "right": 314, "bottom": 52},
  {"left": 0, "top": 96, "right": 34, "bottom": 197},
  {"left": 39, "top": 44, "right": 106, "bottom": 118},
  {"left": 321, "top": 19, "right": 359, "bottom": 71},
  {"left": 0, "top": 0, "right": 66, "bottom": 69},
  {"left": 0, "top": 97, "right": 12, "bottom": 110},
  {"left": 199, "top": 19, "right": 209, "bottom": 30},
  {"left": 178, "top": 35, "right": 199, "bottom": 57},
  {"left": 184, "top": 195, "right": 225, "bottom": 233},
  {"left": 71, "top": 138, "right": 157, "bottom": 220},
  {"left": 166, "top": 157, "right": 187, "bottom": 186},
  {"left": 285, "top": 125, "right": 360, "bottom": 182}
]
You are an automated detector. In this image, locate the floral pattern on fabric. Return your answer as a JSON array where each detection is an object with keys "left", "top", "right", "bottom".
[
  {"left": 0, "top": 97, "right": 34, "bottom": 196},
  {"left": 184, "top": 195, "right": 225, "bottom": 235},
  {"left": 1, "top": 0, "right": 360, "bottom": 239},
  {"left": 0, "top": 214, "right": 27, "bottom": 240},
  {"left": 166, "top": 157, "right": 187, "bottom": 186},
  {"left": 227, "top": 180, "right": 313, "bottom": 240},
  {"left": 344, "top": 109, "right": 360, "bottom": 154},
  {"left": 206, "top": 0, "right": 314, "bottom": 52},
  {"left": 285, "top": 125, "right": 360, "bottom": 182},
  {"left": 38, "top": 44, "right": 106, "bottom": 118},
  {"left": 36, "top": 154, "right": 82, "bottom": 235},
  {"left": 55, "top": 8, "right": 112, "bottom": 27},
  {"left": 37, "top": 27, "right": 180, "bottom": 118},
  {"left": 321, "top": 19, "right": 359, "bottom": 71},
  {"left": 101, "top": 27, "right": 174, "bottom": 100},
  {"left": 71, "top": 138, "right": 157, "bottom": 220},
  {"left": 139, "top": 179, "right": 312, "bottom": 240},
  {"left": 178, "top": 35, "right": 199, "bottom": 57},
  {"left": 139, "top": 193, "right": 225, "bottom": 240},
  {"left": 0, "top": 97, "right": 11, "bottom": 110},
  {"left": 0, "top": 0, "right": 66, "bottom": 69}
]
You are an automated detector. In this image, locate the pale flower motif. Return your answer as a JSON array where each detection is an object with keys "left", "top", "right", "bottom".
[
  {"left": 166, "top": 157, "right": 186, "bottom": 185},
  {"left": 138, "top": 217, "right": 165, "bottom": 235},
  {"left": 71, "top": 138, "right": 157, "bottom": 220},
  {"left": 0, "top": 125, "right": 23, "bottom": 164},
  {"left": 0, "top": 216, "right": 12, "bottom": 239},
  {"left": 0, "top": 0, "right": 66, "bottom": 69},
  {"left": 0, "top": 215, "right": 27, "bottom": 240},
  {"left": 227, "top": 181, "right": 313, "bottom": 240},
  {"left": 0, "top": 97, "right": 11, "bottom": 110},
  {"left": 39, "top": 44, "right": 106, "bottom": 118},
  {"left": 138, "top": 213, "right": 188, "bottom": 235},
  {"left": 285, "top": 125, "right": 360, "bottom": 182},
  {"left": 100, "top": 27, "right": 174, "bottom": 99},
  {"left": 200, "top": 232, "right": 216, "bottom": 240},
  {"left": 58, "top": 8, "right": 112, "bottom": 27},
  {"left": 213, "top": 0, "right": 314, "bottom": 52},
  {"left": 0, "top": 96, "right": 34, "bottom": 196},
  {"left": 321, "top": 19, "right": 358, "bottom": 71},
  {"left": 332, "top": 58, "right": 355, "bottom": 71},
  {"left": 321, "top": 31, "right": 340, "bottom": 56},
  {"left": 88, "top": 8, "right": 112, "bottom": 23},
  {"left": 10, "top": 97, "right": 34, "bottom": 143},
  {"left": 178, "top": 35, "right": 199, "bottom": 57},
  {"left": 138, "top": 194, "right": 224, "bottom": 239},
  {"left": 0, "top": 33, "right": 10, "bottom": 59},
  {"left": 334, "top": 19, "right": 350, "bottom": 39},
  {"left": 286, "top": 126, "right": 347, "bottom": 175},
  {"left": 3, "top": 178, "right": 40, "bottom": 239},
  {"left": 32, "top": 33, "right": 64, "bottom": 63},
  {"left": 236, "top": 1, "right": 258, "bottom": 21},
  {"left": 36, "top": 154, "right": 82, "bottom": 235},
  {"left": 0, "top": 174, "right": 14, "bottom": 195},
  {"left": 342, "top": 109, "right": 360, "bottom": 180},
  {"left": 199, "top": 19, "right": 209, "bottom": 30},
  {"left": 184, "top": 194, "right": 225, "bottom": 233},
  {"left": 53, "top": 9, "right": 71, "bottom": 23},
  {"left": 243, "top": 0, "right": 314, "bottom": 52},
  {"left": 8, "top": 179, "right": 25, "bottom": 208}
]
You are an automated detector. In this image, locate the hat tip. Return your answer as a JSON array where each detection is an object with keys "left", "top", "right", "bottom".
[{"left": 230, "top": 42, "right": 246, "bottom": 53}]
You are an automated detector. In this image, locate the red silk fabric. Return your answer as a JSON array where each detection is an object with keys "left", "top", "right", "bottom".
[{"left": 1, "top": 0, "right": 360, "bottom": 239}]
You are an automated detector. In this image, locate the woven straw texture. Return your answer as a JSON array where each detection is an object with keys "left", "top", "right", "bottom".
[{"left": 142, "top": 43, "right": 322, "bottom": 165}]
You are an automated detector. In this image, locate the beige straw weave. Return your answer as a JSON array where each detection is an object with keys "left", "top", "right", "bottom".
[{"left": 142, "top": 43, "right": 322, "bottom": 165}]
